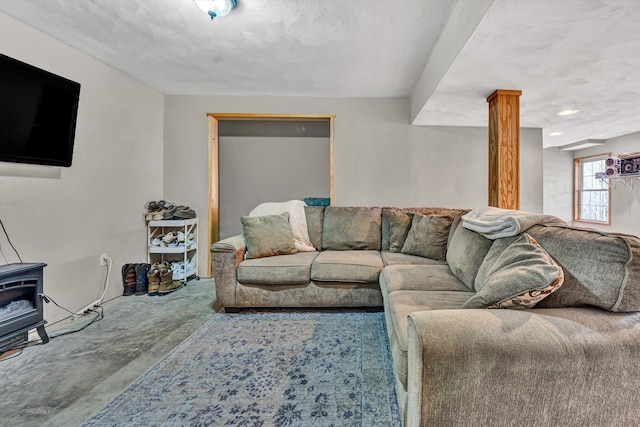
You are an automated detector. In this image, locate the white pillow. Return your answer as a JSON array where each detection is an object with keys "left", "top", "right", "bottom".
[{"left": 249, "top": 200, "right": 316, "bottom": 252}]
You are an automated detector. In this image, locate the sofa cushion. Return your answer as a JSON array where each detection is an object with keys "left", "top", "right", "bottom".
[
  {"left": 248, "top": 200, "right": 316, "bottom": 252},
  {"left": 446, "top": 222, "right": 494, "bottom": 288},
  {"left": 311, "top": 250, "right": 383, "bottom": 283},
  {"left": 401, "top": 214, "right": 454, "bottom": 261},
  {"left": 388, "top": 211, "right": 413, "bottom": 252},
  {"left": 527, "top": 224, "right": 640, "bottom": 312},
  {"left": 383, "top": 290, "right": 475, "bottom": 389},
  {"left": 322, "top": 207, "right": 382, "bottom": 250},
  {"left": 381, "top": 251, "right": 447, "bottom": 267},
  {"left": 237, "top": 252, "right": 319, "bottom": 285},
  {"left": 380, "top": 265, "right": 471, "bottom": 294},
  {"left": 382, "top": 208, "right": 469, "bottom": 250},
  {"left": 241, "top": 213, "right": 298, "bottom": 259},
  {"left": 464, "top": 233, "right": 564, "bottom": 309},
  {"left": 304, "top": 206, "right": 324, "bottom": 251}
]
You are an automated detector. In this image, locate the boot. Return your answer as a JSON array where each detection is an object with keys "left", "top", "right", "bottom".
[
  {"left": 121, "top": 263, "right": 136, "bottom": 296},
  {"left": 147, "top": 267, "right": 160, "bottom": 296},
  {"left": 158, "top": 269, "right": 183, "bottom": 295},
  {"left": 135, "top": 263, "right": 150, "bottom": 295}
]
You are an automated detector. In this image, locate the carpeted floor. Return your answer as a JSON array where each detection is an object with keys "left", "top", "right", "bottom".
[
  {"left": 0, "top": 278, "right": 217, "bottom": 427},
  {"left": 83, "top": 312, "right": 401, "bottom": 426}
]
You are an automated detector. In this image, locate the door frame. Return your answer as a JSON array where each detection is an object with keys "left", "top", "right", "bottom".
[{"left": 207, "top": 113, "right": 335, "bottom": 276}]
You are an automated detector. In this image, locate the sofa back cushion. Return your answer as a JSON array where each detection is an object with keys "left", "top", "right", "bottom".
[
  {"left": 527, "top": 224, "right": 640, "bottom": 312},
  {"left": 381, "top": 207, "right": 469, "bottom": 250},
  {"left": 304, "top": 206, "right": 325, "bottom": 251},
  {"left": 387, "top": 210, "right": 412, "bottom": 252},
  {"left": 322, "top": 207, "right": 382, "bottom": 250},
  {"left": 446, "top": 221, "right": 494, "bottom": 288}
]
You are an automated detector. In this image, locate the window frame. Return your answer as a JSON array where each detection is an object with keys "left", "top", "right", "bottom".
[{"left": 573, "top": 153, "right": 611, "bottom": 226}]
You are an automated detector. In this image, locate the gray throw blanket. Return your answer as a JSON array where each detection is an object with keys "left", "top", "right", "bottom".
[{"left": 462, "top": 206, "right": 566, "bottom": 239}]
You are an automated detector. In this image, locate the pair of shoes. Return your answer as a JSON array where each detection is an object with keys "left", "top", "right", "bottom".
[
  {"left": 176, "top": 231, "right": 195, "bottom": 243},
  {"left": 144, "top": 200, "right": 177, "bottom": 222},
  {"left": 158, "top": 269, "right": 183, "bottom": 295},
  {"left": 163, "top": 232, "right": 178, "bottom": 244},
  {"left": 174, "top": 206, "right": 196, "bottom": 219},
  {"left": 122, "top": 263, "right": 150, "bottom": 296},
  {"left": 147, "top": 261, "right": 170, "bottom": 296},
  {"left": 121, "top": 264, "right": 137, "bottom": 296}
]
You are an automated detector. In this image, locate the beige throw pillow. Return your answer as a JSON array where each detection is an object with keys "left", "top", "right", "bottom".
[
  {"left": 401, "top": 214, "right": 453, "bottom": 261},
  {"left": 463, "top": 233, "right": 564, "bottom": 309},
  {"left": 241, "top": 213, "right": 298, "bottom": 259}
]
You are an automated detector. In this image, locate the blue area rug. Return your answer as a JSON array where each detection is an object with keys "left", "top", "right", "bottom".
[{"left": 83, "top": 312, "right": 400, "bottom": 426}]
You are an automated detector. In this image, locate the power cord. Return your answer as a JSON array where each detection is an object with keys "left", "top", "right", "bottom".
[
  {"left": 0, "top": 307, "right": 104, "bottom": 362},
  {"left": 98, "top": 256, "right": 113, "bottom": 304},
  {"left": 0, "top": 217, "right": 23, "bottom": 263}
]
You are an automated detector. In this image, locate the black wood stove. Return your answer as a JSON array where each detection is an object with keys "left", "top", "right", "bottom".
[{"left": 0, "top": 263, "right": 49, "bottom": 352}]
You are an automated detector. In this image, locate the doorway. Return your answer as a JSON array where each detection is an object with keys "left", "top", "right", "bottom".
[{"left": 207, "top": 113, "right": 334, "bottom": 275}]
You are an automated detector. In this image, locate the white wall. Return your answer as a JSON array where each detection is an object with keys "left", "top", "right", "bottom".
[
  {"left": 0, "top": 13, "right": 164, "bottom": 323},
  {"left": 542, "top": 132, "right": 640, "bottom": 236},
  {"left": 542, "top": 147, "right": 574, "bottom": 222},
  {"left": 574, "top": 132, "right": 640, "bottom": 236},
  {"left": 164, "top": 95, "right": 544, "bottom": 275}
]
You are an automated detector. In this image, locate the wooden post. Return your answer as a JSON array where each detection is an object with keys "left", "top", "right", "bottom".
[{"left": 487, "top": 89, "right": 522, "bottom": 210}]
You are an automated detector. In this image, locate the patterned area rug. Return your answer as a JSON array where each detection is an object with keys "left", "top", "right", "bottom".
[{"left": 83, "top": 312, "right": 400, "bottom": 426}]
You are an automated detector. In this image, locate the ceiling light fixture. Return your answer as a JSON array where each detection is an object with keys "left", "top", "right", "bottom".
[
  {"left": 557, "top": 109, "right": 580, "bottom": 116},
  {"left": 558, "top": 139, "right": 605, "bottom": 151},
  {"left": 194, "top": 0, "right": 237, "bottom": 19},
  {"left": 549, "top": 132, "right": 563, "bottom": 136}
]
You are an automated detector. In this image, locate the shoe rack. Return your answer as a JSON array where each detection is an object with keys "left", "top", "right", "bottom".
[{"left": 147, "top": 218, "right": 199, "bottom": 283}]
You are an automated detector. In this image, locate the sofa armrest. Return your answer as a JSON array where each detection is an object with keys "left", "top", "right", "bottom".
[
  {"left": 210, "top": 234, "right": 246, "bottom": 310},
  {"left": 407, "top": 308, "right": 640, "bottom": 426}
]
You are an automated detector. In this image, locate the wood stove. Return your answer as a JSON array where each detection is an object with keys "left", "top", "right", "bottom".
[{"left": 0, "top": 263, "right": 49, "bottom": 353}]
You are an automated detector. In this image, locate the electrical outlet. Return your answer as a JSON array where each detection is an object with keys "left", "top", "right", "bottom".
[{"left": 99, "top": 253, "right": 108, "bottom": 266}]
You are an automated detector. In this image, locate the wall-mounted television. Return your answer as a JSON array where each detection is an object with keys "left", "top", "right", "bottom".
[{"left": 0, "top": 53, "right": 81, "bottom": 167}]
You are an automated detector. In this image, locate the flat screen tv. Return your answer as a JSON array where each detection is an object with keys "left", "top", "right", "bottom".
[{"left": 0, "top": 53, "right": 80, "bottom": 167}]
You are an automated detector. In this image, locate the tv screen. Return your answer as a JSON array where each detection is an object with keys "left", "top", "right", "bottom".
[{"left": 0, "top": 53, "right": 80, "bottom": 167}]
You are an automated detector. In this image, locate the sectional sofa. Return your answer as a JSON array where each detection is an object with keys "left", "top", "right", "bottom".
[{"left": 210, "top": 205, "right": 640, "bottom": 426}]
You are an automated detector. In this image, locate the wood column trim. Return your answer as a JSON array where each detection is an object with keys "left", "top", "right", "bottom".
[{"left": 487, "top": 89, "right": 522, "bottom": 210}]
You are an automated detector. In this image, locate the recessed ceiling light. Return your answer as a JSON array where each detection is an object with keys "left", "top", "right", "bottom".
[
  {"left": 549, "top": 132, "right": 563, "bottom": 136},
  {"left": 557, "top": 109, "right": 580, "bottom": 116}
]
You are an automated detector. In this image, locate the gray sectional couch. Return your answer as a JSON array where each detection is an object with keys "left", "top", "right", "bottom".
[{"left": 211, "top": 205, "right": 640, "bottom": 426}]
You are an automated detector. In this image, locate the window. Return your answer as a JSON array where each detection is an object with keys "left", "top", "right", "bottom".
[{"left": 574, "top": 155, "right": 610, "bottom": 224}]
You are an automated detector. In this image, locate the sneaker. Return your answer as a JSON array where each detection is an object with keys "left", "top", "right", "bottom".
[
  {"left": 174, "top": 206, "right": 196, "bottom": 219},
  {"left": 163, "top": 232, "right": 178, "bottom": 244},
  {"left": 121, "top": 263, "right": 136, "bottom": 296}
]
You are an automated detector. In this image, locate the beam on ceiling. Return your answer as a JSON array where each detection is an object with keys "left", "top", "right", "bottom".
[{"left": 409, "top": 0, "right": 494, "bottom": 124}]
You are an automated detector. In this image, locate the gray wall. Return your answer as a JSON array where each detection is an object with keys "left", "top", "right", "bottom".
[
  {"left": 0, "top": 13, "right": 164, "bottom": 323},
  {"left": 219, "top": 136, "right": 330, "bottom": 239},
  {"left": 542, "top": 131, "right": 639, "bottom": 236},
  {"left": 574, "top": 132, "right": 640, "bottom": 236},
  {"left": 164, "top": 95, "right": 544, "bottom": 275},
  {"left": 543, "top": 148, "right": 574, "bottom": 222}
]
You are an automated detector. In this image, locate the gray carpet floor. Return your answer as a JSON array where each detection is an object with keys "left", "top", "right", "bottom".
[{"left": 0, "top": 278, "right": 217, "bottom": 427}]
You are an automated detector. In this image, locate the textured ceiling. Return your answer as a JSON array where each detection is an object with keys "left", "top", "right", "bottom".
[
  {"left": 0, "top": 0, "right": 638, "bottom": 148},
  {"left": 0, "top": 0, "right": 457, "bottom": 97},
  {"left": 414, "top": 0, "right": 640, "bottom": 147}
]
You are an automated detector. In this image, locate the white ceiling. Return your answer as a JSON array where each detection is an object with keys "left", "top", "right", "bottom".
[{"left": 0, "top": 0, "right": 638, "bottom": 148}]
